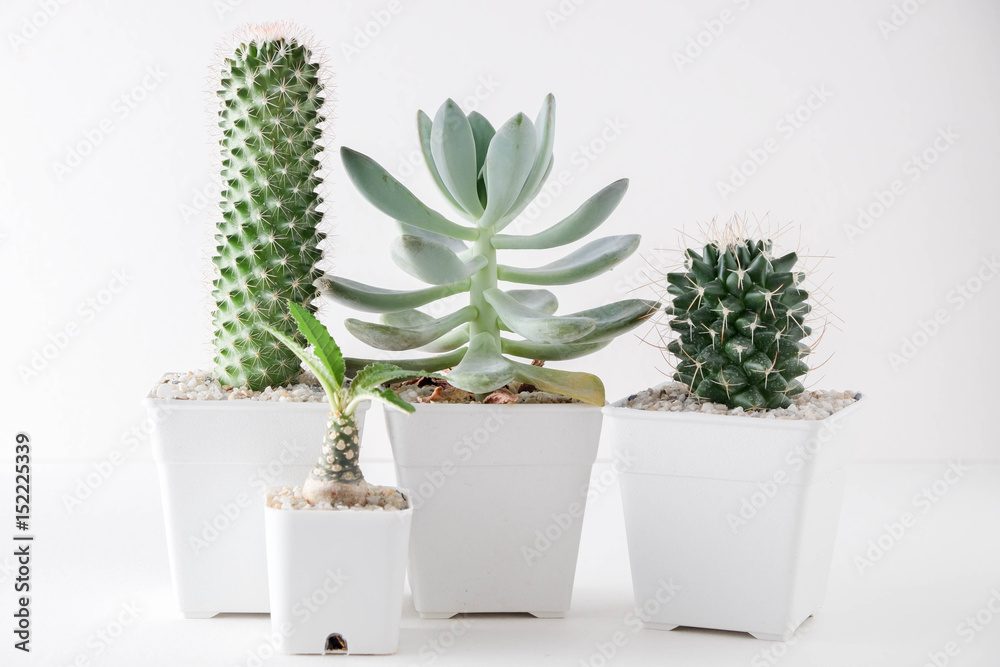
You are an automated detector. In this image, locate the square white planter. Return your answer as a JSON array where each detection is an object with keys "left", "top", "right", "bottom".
[
  {"left": 602, "top": 387, "right": 865, "bottom": 641},
  {"left": 384, "top": 402, "right": 602, "bottom": 618},
  {"left": 144, "top": 386, "right": 367, "bottom": 618},
  {"left": 264, "top": 491, "right": 411, "bottom": 655}
]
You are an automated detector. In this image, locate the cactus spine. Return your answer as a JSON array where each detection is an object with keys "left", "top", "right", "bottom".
[
  {"left": 663, "top": 233, "right": 813, "bottom": 410},
  {"left": 212, "top": 28, "right": 327, "bottom": 390}
]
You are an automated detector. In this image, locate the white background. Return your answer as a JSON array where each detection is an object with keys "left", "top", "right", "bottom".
[
  {"left": 1, "top": 1, "right": 1000, "bottom": 666},
  {"left": 2, "top": 0, "right": 999, "bottom": 462}
]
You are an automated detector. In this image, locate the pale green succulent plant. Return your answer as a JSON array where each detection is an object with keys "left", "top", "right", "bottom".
[{"left": 318, "top": 95, "right": 656, "bottom": 405}]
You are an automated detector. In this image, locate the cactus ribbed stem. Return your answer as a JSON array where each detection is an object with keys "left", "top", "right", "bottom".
[
  {"left": 301, "top": 412, "right": 369, "bottom": 506},
  {"left": 212, "top": 36, "right": 326, "bottom": 390}
]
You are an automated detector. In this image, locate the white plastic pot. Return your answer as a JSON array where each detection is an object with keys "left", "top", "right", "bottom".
[
  {"left": 602, "top": 386, "right": 865, "bottom": 641},
  {"left": 144, "top": 386, "right": 367, "bottom": 618},
  {"left": 385, "top": 402, "right": 602, "bottom": 618},
  {"left": 264, "top": 491, "right": 411, "bottom": 655}
]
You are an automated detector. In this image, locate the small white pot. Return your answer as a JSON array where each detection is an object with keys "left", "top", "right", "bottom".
[
  {"left": 384, "top": 402, "right": 602, "bottom": 618},
  {"left": 264, "top": 491, "right": 411, "bottom": 655},
  {"left": 602, "top": 386, "right": 865, "bottom": 641},
  {"left": 144, "top": 385, "right": 367, "bottom": 618}
]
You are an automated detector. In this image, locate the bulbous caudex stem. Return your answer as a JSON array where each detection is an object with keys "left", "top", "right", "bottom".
[{"left": 301, "top": 411, "right": 369, "bottom": 506}]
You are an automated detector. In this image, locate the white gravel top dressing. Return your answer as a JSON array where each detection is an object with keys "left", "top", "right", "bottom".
[
  {"left": 149, "top": 370, "right": 327, "bottom": 402},
  {"left": 620, "top": 382, "right": 859, "bottom": 420},
  {"left": 266, "top": 486, "right": 409, "bottom": 511}
]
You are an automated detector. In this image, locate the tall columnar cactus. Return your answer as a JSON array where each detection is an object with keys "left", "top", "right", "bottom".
[
  {"left": 662, "top": 233, "right": 813, "bottom": 410},
  {"left": 212, "top": 27, "right": 327, "bottom": 390},
  {"left": 319, "top": 95, "right": 656, "bottom": 405}
]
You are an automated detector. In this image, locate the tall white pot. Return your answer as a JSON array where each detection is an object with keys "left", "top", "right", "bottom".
[
  {"left": 264, "top": 491, "right": 411, "bottom": 655},
  {"left": 144, "top": 389, "right": 367, "bottom": 617},
  {"left": 384, "top": 403, "right": 602, "bottom": 618},
  {"left": 602, "top": 388, "right": 865, "bottom": 641}
]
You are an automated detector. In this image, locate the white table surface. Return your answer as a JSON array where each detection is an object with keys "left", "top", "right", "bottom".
[{"left": 4, "top": 461, "right": 999, "bottom": 667}]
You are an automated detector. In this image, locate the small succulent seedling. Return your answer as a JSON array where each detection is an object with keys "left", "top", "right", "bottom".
[
  {"left": 318, "top": 95, "right": 656, "bottom": 405},
  {"left": 661, "top": 226, "right": 814, "bottom": 410},
  {"left": 265, "top": 303, "right": 433, "bottom": 506},
  {"left": 212, "top": 25, "right": 327, "bottom": 391}
]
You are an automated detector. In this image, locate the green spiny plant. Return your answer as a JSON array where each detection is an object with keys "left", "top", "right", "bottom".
[
  {"left": 212, "top": 26, "right": 327, "bottom": 391},
  {"left": 265, "top": 302, "right": 433, "bottom": 506},
  {"left": 661, "top": 226, "right": 813, "bottom": 410},
  {"left": 317, "top": 95, "right": 656, "bottom": 405}
]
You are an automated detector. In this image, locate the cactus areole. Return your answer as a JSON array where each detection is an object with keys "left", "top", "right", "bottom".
[
  {"left": 320, "top": 95, "right": 657, "bottom": 405},
  {"left": 665, "top": 236, "right": 813, "bottom": 410},
  {"left": 212, "top": 29, "right": 327, "bottom": 391}
]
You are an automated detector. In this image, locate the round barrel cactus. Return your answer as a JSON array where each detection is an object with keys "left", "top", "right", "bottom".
[
  {"left": 663, "top": 237, "right": 812, "bottom": 410},
  {"left": 211, "top": 27, "right": 327, "bottom": 390}
]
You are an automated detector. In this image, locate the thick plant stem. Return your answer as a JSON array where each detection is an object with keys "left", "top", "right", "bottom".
[
  {"left": 302, "top": 412, "right": 368, "bottom": 506},
  {"left": 469, "top": 230, "right": 499, "bottom": 400}
]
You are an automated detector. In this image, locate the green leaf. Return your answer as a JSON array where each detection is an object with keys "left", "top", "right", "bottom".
[
  {"left": 420, "top": 325, "right": 469, "bottom": 352},
  {"left": 316, "top": 275, "right": 470, "bottom": 313},
  {"left": 380, "top": 309, "right": 433, "bottom": 328},
  {"left": 492, "top": 179, "right": 628, "bottom": 250},
  {"left": 504, "top": 289, "right": 559, "bottom": 315},
  {"left": 390, "top": 235, "right": 488, "bottom": 285},
  {"left": 479, "top": 113, "right": 536, "bottom": 228},
  {"left": 430, "top": 99, "right": 484, "bottom": 217},
  {"left": 562, "top": 299, "right": 659, "bottom": 344},
  {"left": 502, "top": 337, "right": 611, "bottom": 361},
  {"left": 341, "top": 147, "right": 479, "bottom": 241},
  {"left": 496, "top": 94, "right": 556, "bottom": 230},
  {"left": 261, "top": 324, "right": 341, "bottom": 406},
  {"left": 510, "top": 359, "right": 605, "bottom": 405},
  {"left": 444, "top": 333, "right": 516, "bottom": 394},
  {"left": 416, "top": 110, "right": 467, "bottom": 217},
  {"left": 398, "top": 221, "right": 469, "bottom": 255},
  {"left": 484, "top": 287, "right": 595, "bottom": 344},
  {"left": 352, "top": 362, "right": 443, "bottom": 393},
  {"left": 498, "top": 235, "right": 640, "bottom": 285},
  {"left": 348, "top": 384, "right": 418, "bottom": 415},
  {"left": 344, "top": 348, "right": 467, "bottom": 377},
  {"left": 286, "top": 303, "right": 346, "bottom": 388},
  {"left": 345, "top": 306, "right": 477, "bottom": 351}
]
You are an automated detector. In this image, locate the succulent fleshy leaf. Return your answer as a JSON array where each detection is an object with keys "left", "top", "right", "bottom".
[
  {"left": 316, "top": 275, "right": 470, "bottom": 313},
  {"left": 561, "top": 299, "right": 659, "bottom": 344},
  {"left": 445, "top": 332, "right": 517, "bottom": 394},
  {"left": 501, "top": 338, "right": 610, "bottom": 361},
  {"left": 390, "top": 235, "right": 487, "bottom": 285},
  {"left": 498, "top": 234, "right": 640, "bottom": 285},
  {"left": 495, "top": 93, "right": 556, "bottom": 230},
  {"left": 492, "top": 179, "right": 629, "bottom": 250},
  {"left": 504, "top": 288, "right": 559, "bottom": 315},
  {"left": 509, "top": 360, "right": 605, "bottom": 405},
  {"left": 345, "top": 305, "right": 477, "bottom": 351},
  {"left": 430, "top": 99, "right": 484, "bottom": 217},
  {"left": 483, "top": 288, "right": 595, "bottom": 344},
  {"left": 344, "top": 349, "right": 468, "bottom": 377},
  {"left": 417, "top": 110, "right": 467, "bottom": 216},
  {"left": 480, "top": 113, "right": 536, "bottom": 228},
  {"left": 212, "top": 33, "right": 327, "bottom": 391},
  {"left": 340, "top": 147, "right": 478, "bottom": 241},
  {"left": 664, "top": 238, "right": 812, "bottom": 410}
]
